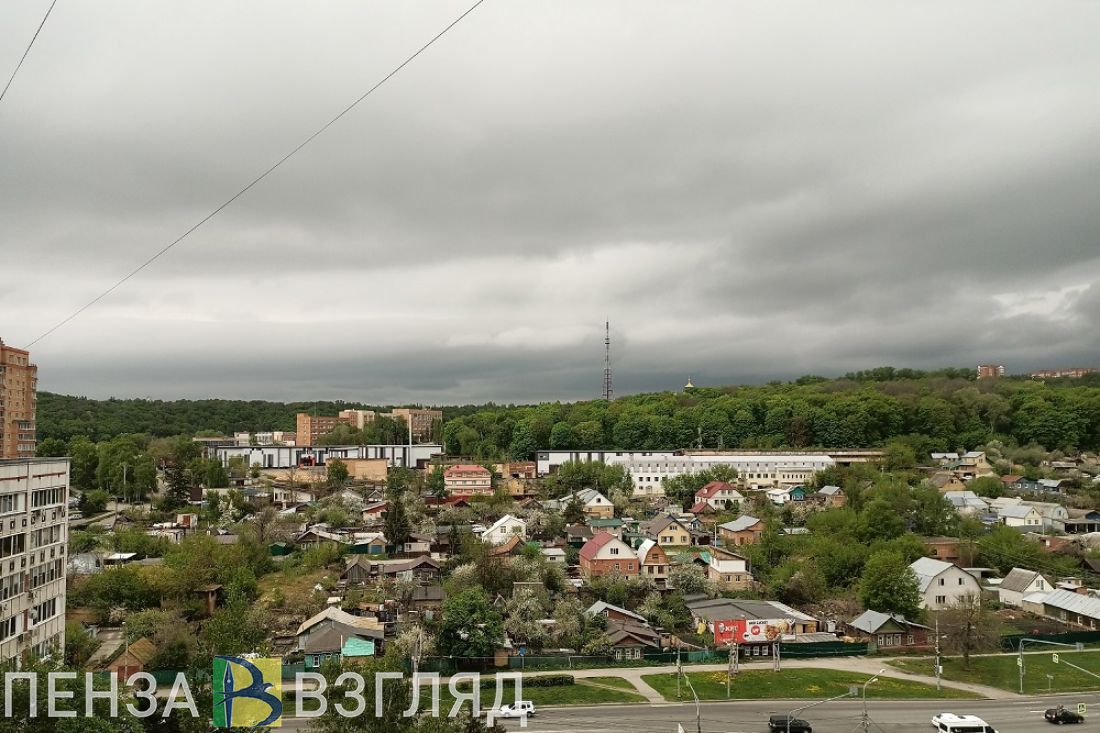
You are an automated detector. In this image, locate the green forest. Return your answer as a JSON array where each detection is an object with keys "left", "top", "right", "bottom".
[{"left": 37, "top": 367, "right": 1100, "bottom": 460}]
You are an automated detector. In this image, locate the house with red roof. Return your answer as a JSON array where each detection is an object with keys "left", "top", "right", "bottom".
[
  {"left": 443, "top": 464, "right": 493, "bottom": 497},
  {"left": 694, "top": 481, "right": 744, "bottom": 511},
  {"left": 578, "top": 531, "right": 639, "bottom": 578}
]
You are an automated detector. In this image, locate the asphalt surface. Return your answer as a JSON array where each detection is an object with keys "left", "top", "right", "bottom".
[{"left": 275, "top": 695, "right": 1100, "bottom": 732}]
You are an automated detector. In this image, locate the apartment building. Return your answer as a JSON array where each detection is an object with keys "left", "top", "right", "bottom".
[
  {"left": 0, "top": 340, "right": 37, "bottom": 459},
  {"left": 0, "top": 458, "right": 70, "bottom": 666},
  {"left": 385, "top": 408, "right": 443, "bottom": 442},
  {"left": 295, "top": 414, "right": 350, "bottom": 447},
  {"left": 338, "top": 409, "right": 377, "bottom": 430},
  {"left": 976, "top": 364, "right": 1006, "bottom": 379}
]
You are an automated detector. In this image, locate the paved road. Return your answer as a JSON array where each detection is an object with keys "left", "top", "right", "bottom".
[{"left": 275, "top": 695, "right": 1100, "bottom": 732}]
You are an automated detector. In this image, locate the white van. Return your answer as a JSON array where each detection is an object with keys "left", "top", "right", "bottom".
[{"left": 931, "top": 713, "right": 997, "bottom": 733}]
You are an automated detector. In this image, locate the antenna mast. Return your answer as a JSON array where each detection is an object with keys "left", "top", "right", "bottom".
[{"left": 602, "top": 320, "right": 613, "bottom": 401}]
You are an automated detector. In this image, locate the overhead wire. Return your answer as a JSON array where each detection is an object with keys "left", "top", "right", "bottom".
[
  {"left": 0, "top": 0, "right": 57, "bottom": 104},
  {"left": 24, "top": 0, "right": 488, "bottom": 348}
]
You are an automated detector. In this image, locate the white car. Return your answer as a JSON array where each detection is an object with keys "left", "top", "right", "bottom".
[
  {"left": 497, "top": 701, "right": 536, "bottom": 718},
  {"left": 931, "top": 713, "right": 996, "bottom": 733}
]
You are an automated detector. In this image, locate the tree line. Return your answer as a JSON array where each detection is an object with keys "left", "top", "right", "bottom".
[{"left": 37, "top": 369, "right": 1100, "bottom": 462}]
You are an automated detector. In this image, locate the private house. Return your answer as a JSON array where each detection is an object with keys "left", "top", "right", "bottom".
[
  {"left": 1039, "top": 589, "right": 1100, "bottom": 630},
  {"left": 296, "top": 527, "right": 350, "bottom": 548},
  {"left": 361, "top": 501, "right": 388, "bottom": 523},
  {"left": 587, "top": 517, "right": 625, "bottom": 538},
  {"left": 910, "top": 557, "right": 982, "bottom": 610},
  {"left": 718, "top": 516, "right": 764, "bottom": 546},
  {"left": 342, "top": 555, "right": 375, "bottom": 585},
  {"left": 1019, "top": 501, "right": 1069, "bottom": 532},
  {"left": 637, "top": 539, "right": 670, "bottom": 582},
  {"left": 1038, "top": 479, "right": 1066, "bottom": 493},
  {"left": 694, "top": 481, "right": 744, "bottom": 511},
  {"left": 378, "top": 556, "right": 442, "bottom": 583},
  {"left": 350, "top": 532, "right": 387, "bottom": 555},
  {"left": 565, "top": 524, "right": 594, "bottom": 546},
  {"left": 812, "top": 485, "right": 846, "bottom": 508},
  {"left": 922, "top": 536, "right": 976, "bottom": 565},
  {"left": 707, "top": 547, "right": 752, "bottom": 591},
  {"left": 409, "top": 586, "right": 446, "bottom": 618},
  {"left": 487, "top": 534, "right": 525, "bottom": 558},
  {"left": 578, "top": 532, "right": 639, "bottom": 578},
  {"left": 943, "top": 491, "right": 990, "bottom": 517},
  {"left": 541, "top": 547, "right": 567, "bottom": 564},
  {"left": 931, "top": 472, "right": 969, "bottom": 493},
  {"left": 558, "top": 488, "right": 615, "bottom": 519},
  {"left": 443, "top": 464, "right": 493, "bottom": 497},
  {"left": 642, "top": 515, "right": 692, "bottom": 547},
  {"left": 846, "top": 611, "right": 929, "bottom": 649},
  {"left": 998, "top": 568, "right": 1052, "bottom": 608},
  {"left": 482, "top": 514, "right": 527, "bottom": 546},
  {"left": 1060, "top": 509, "right": 1100, "bottom": 534},
  {"left": 605, "top": 620, "right": 662, "bottom": 660},
  {"left": 103, "top": 638, "right": 157, "bottom": 679},
  {"left": 958, "top": 451, "right": 995, "bottom": 478},
  {"left": 585, "top": 600, "right": 648, "bottom": 625},
  {"left": 297, "top": 607, "right": 384, "bottom": 669},
  {"left": 996, "top": 504, "right": 1043, "bottom": 530}
]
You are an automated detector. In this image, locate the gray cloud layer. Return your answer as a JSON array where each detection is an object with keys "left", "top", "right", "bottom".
[{"left": 1, "top": 1, "right": 1098, "bottom": 404}]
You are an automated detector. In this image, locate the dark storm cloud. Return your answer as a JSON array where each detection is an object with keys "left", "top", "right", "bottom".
[{"left": 1, "top": 0, "right": 1098, "bottom": 403}]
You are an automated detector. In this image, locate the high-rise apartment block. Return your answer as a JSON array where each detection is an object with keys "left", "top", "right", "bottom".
[
  {"left": 0, "top": 340, "right": 37, "bottom": 459},
  {"left": 0, "top": 458, "right": 70, "bottom": 666},
  {"left": 296, "top": 413, "right": 346, "bottom": 447},
  {"left": 386, "top": 408, "right": 443, "bottom": 442},
  {"left": 976, "top": 364, "right": 1006, "bottom": 380}
]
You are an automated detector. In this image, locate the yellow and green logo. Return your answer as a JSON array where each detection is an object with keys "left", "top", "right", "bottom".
[{"left": 212, "top": 656, "right": 284, "bottom": 728}]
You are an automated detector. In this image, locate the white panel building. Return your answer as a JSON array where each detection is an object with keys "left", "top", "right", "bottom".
[
  {"left": 0, "top": 458, "right": 70, "bottom": 666},
  {"left": 213, "top": 444, "right": 443, "bottom": 470},
  {"left": 536, "top": 450, "right": 836, "bottom": 495}
]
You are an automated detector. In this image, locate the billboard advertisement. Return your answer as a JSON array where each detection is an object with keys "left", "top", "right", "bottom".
[{"left": 714, "top": 618, "right": 792, "bottom": 645}]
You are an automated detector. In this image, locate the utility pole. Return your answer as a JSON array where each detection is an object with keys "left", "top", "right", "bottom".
[
  {"left": 122, "top": 462, "right": 128, "bottom": 506},
  {"left": 773, "top": 639, "right": 781, "bottom": 672},
  {"left": 727, "top": 644, "right": 733, "bottom": 699},
  {"left": 934, "top": 617, "right": 941, "bottom": 691},
  {"left": 602, "top": 320, "right": 613, "bottom": 402},
  {"left": 676, "top": 643, "right": 682, "bottom": 700}
]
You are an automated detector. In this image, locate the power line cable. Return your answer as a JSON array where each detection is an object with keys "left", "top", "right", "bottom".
[
  {"left": 0, "top": 0, "right": 57, "bottom": 104},
  {"left": 24, "top": 0, "right": 487, "bottom": 348}
]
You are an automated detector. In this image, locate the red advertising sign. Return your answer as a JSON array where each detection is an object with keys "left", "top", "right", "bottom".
[{"left": 714, "top": 619, "right": 792, "bottom": 645}]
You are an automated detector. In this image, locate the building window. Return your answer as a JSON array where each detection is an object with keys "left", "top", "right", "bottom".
[{"left": 935, "top": 595, "right": 947, "bottom": 605}]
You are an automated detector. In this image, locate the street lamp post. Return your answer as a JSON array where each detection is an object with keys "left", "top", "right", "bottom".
[
  {"left": 785, "top": 690, "right": 857, "bottom": 733},
  {"left": 861, "top": 669, "right": 886, "bottom": 733}
]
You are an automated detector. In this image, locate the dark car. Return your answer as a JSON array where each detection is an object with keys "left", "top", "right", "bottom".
[
  {"left": 1046, "top": 708, "right": 1085, "bottom": 725},
  {"left": 769, "top": 715, "right": 812, "bottom": 733}
]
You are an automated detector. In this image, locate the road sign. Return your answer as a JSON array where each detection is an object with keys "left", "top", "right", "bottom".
[
  {"left": 1018, "top": 656, "right": 1023, "bottom": 667},
  {"left": 1078, "top": 704, "right": 1087, "bottom": 715},
  {"left": 1053, "top": 654, "right": 1060, "bottom": 664}
]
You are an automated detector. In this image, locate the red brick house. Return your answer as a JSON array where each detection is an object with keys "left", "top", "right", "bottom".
[
  {"left": 444, "top": 465, "right": 493, "bottom": 497},
  {"left": 578, "top": 532, "right": 639, "bottom": 578}
]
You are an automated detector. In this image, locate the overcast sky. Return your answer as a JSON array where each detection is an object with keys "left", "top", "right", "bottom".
[{"left": 2, "top": 1, "right": 1098, "bottom": 405}]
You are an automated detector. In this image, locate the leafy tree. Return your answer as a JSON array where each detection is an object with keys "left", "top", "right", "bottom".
[
  {"left": 326, "top": 458, "right": 350, "bottom": 488},
  {"left": 938, "top": 593, "right": 1002, "bottom": 670},
  {"left": 909, "top": 486, "right": 958, "bottom": 536},
  {"left": 439, "top": 588, "right": 504, "bottom": 660},
  {"left": 81, "top": 489, "right": 110, "bottom": 515},
  {"left": 68, "top": 435, "right": 100, "bottom": 491},
  {"left": 859, "top": 550, "right": 921, "bottom": 620},
  {"left": 968, "top": 475, "right": 1003, "bottom": 499},
  {"left": 35, "top": 437, "right": 67, "bottom": 457},
  {"left": 384, "top": 496, "right": 412, "bottom": 550},
  {"left": 64, "top": 621, "right": 101, "bottom": 667},
  {"left": 857, "top": 499, "right": 906, "bottom": 543}
]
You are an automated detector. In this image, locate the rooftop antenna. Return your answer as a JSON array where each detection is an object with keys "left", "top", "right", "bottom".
[{"left": 602, "top": 320, "right": 613, "bottom": 401}]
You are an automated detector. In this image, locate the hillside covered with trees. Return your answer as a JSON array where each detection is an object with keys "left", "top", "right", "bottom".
[{"left": 37, "top": 367, "right": 1100, "bottom": 459}]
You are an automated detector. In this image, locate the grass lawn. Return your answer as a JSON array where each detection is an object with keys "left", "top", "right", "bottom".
[
  {"left": 892, "top": 651, "right": 1100, "bottom": 694},
  {"left": 425, "top": 678, "right": 646, "bottom": 711},
  {"left": 582, "top": 676, "right": 642, "bottom": 692},
  {"left": 643, "top": 669, "right": 979, "bottom": 701}
]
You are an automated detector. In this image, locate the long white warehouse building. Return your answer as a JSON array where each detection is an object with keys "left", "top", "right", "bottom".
[{"left": 536, "top": 449, "right": 875, "bottom": 496}]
